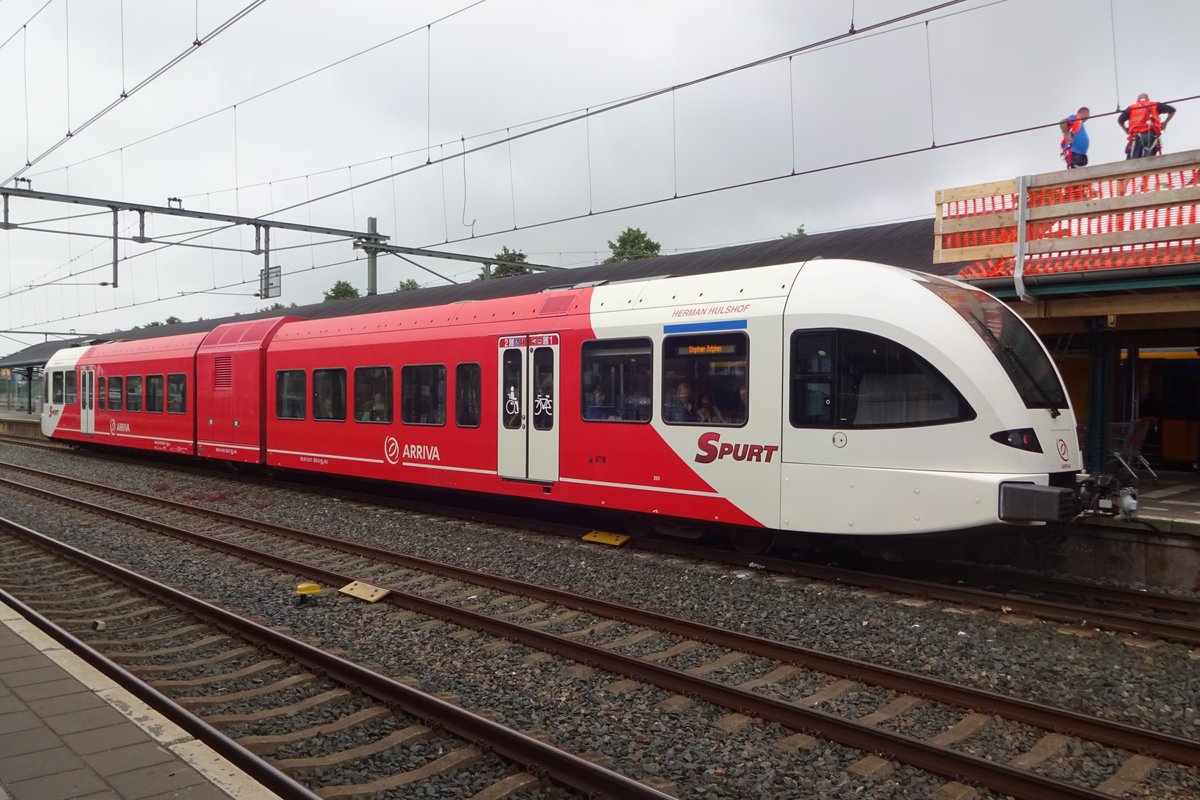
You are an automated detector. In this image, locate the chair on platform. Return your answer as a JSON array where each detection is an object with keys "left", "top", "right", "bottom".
[{"left": 1111, "top": 417, "right": 1158, "bottom": 481}]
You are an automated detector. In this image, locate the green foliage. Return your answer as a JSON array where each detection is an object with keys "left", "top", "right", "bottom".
[
  {"left": 781, "top": 225, "right": 806, "bottom": 239},
  {"left": 476, "top": 246, "right": 530, "bottom": 281},
  {"left": 140, "top": 315, "right": 185, "bottom": 328},
  {"left": 604, "top": 227, "right": 661, "bottom": 264},
  {"left": 323, "top": 280, "right": 361, "bottom": 302},
  {"left": 396, "top": 279, "right": 422, "bottom": 292}
]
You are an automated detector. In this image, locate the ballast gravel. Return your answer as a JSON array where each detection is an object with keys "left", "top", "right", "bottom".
[{"left": 2, "top": 445, "right": 1198, "bottom": 798}]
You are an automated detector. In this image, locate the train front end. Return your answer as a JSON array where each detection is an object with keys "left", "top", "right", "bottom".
[{"left": 778, "top": 262, "right": 1080, "bottom": 536}]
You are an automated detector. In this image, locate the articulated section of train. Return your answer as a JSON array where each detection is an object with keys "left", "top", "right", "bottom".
[{"left": 41, "top": 259, "right": 1082, "bottom": 540}]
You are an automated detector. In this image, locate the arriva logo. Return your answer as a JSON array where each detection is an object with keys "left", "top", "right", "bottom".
[
  {"left": 694, "top": 432, "right": 779, "bottom": 464},
  {"left": 109, "top": 419, "right": 131, "bottom": 435}
]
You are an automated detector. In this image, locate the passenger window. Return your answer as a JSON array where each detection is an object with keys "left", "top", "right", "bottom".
[
  {"left": 108, "top": 376, "right": 123, "bottom": 412},
  {"left": 581, "top": 338, "right": 653, "bottom": 423},
  {"left": 65, "top": 371, "right": 77, "bottom": 405},
  {"left": 98, "top": 377, "right": 106, "bottom": 411},
  {"left": 354, "top": 367, "right": 393, "bottom": 423},
  {"left": 401, "top": 365, "right": 447, "bottom": 425},
  {"left": 146, "top": 375, "right": 164, "bottom": 413},
  {"left": 312, "top": 369, "right": 347, "bottom": 421},
  {"left": 167, "top": 374, "right": 187, "bottom": 414},
  {"left": 126, "top": 376, "right": 143, "bottom": 412},
  {"left": 661, "top": 333, "right": 748, "bottom": 426},
  {"left": 52, "top": 371, "right": 64, "bottom": 404},
  {"left": 275, "top": 370, "right": 306, "bottom": 419},
  {"left": 501, "top": 350, "right": 522, "bottom": 430},
  {"left": 789, "top": 329, "right": 974, "bottom": 429},
  {"left": 532, "top": 348, "right": 554, "bottom": 431},
  {"left": 455, "top": 363, "right": 481, "bottom": 428}
]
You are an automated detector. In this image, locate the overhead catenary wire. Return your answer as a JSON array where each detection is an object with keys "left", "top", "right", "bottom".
[
  {"left": 2, "top": 0, "right": 1176, "bottom": 332},
  {"left": 25, "top": 0, "right": 492, "bottom": 184},
  {"left": 31, "top": 0, "right": 1002, "bottom": 204},
  {"left": 1108, "top": 0, "right": 1121, "bottom": 110},
  {"left": 2, "top": 97, "right": 1146, "bottom": 310},
  {"left": 1, "top": 0, "right": 269, "bottom": 186},
  {"left": 23, "top": 24, "right": 30, "bottom": 165},
  {"left": 9, "top": 71, "right": 1197, "bottom": 313},
  {"left": 0, "top": 0, "right": 52, "bottom": 55},
  {"left": 264, "top": 0, "right": 978, "bottom": 222}
]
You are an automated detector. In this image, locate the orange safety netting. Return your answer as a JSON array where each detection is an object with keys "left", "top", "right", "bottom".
[
  {"left": 943, "top": 165, "right": 1200, "bottom": 279},
  {"left": 956, "top": 239, "right": 1200, "bottom": 280}
]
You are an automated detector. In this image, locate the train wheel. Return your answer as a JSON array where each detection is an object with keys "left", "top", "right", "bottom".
[{"left": 728, "top": 529, "right": 775, "bottom": 555}]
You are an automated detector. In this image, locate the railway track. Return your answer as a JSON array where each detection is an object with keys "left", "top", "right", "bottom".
[
  {"left": 1, "top": 461, "right": 1196, "bottom": 799},
  {"left": 5, "top": 449, "right": 1198, "bottom": 646},
  {"left": 636, "top": 539, "right": 1200, "bottom": 647},
  {"left": 0, "top": 519, "right": 669, "bottom": 800}
]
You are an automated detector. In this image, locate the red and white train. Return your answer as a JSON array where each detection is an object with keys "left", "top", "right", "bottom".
[{"left": 41, "top": 258, "right": 1082, "bottom": 546}]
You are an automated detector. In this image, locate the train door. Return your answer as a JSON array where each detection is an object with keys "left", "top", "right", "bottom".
[
  {"left": 496, "top": 334, "right": 560, "bottom": 483},
  {"left": 79, "top": 367, "right": 96, "bottom": 436}
]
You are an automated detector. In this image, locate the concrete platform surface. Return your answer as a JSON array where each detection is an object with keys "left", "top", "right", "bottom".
[{"left": 0, "top": 599, "right": 280, "bottom": 800}]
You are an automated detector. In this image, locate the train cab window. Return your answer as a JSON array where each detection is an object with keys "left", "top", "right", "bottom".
[
  {"left": 167, "top": 374, "right": 187, "bottom": 414},
  {"left": 65, "top": 371, "right": 77, "bottom": 405},
  {"left": 921, "top": 277, "right": 1068, "bottom": 412},
  {"left": 108, "top": 376, "right": 123, "bottom": 412},
  {"left": 275, "top": 370, "right": 306, "bottom": 419},
  {"left": 126, "top": 376, "right": 143, "bottom": 412},
  {"left": 401, "top": 365, "right": 446, "bottom": 425},
  {"left": 581, "top": 338, "right": 653, "bottom": 423},
  {"left": 51, "top": 371, "right": 64, "bottom": 404},
  {"left": 146, "top": 375, "right": 164, "bottom": 413},
  {"left": 313, "top": 369, "right": 347, "bottom": 421},
  {"left": 98, "top": 377, "right": 106, "bottom": 411},
  {"left": 661, "top": 333, "right": 748, "bottom": 426},
  {"left": 789, "top": 330, "right": 973, "bottom": 429},
  {"left": 455, "top": 363, "right": 481, "bottom": 428},
  {"left": 354, "top": 366, "right": 393, "bottom": 423}
]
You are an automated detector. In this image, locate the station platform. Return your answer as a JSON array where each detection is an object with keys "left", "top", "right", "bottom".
[
  {"left": 0, "top": 411, "right": 39, "bottom": 440},
  {"left": 0, "top": 599, "right": 278, "bottom": 800}
]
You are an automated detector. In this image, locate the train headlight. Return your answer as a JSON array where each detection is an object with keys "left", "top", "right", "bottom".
[{"left": 990, "top": 428, "right": 1042, "bottom": 453}]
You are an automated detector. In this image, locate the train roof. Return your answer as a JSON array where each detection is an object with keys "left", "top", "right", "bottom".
[{"left": 1, "top": 217, "right": 937, "bottom": 369}]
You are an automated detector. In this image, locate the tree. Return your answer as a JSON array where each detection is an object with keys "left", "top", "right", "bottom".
[
  {"left": 604, "top": 227, "right": 660, "bottom": 264},
  {"left": 323, "top": 280, "right": 361, "bottom": 302},
  {"left": 140, "top": 315, "right": 184, "bottom": 328},
  {"left": 781, "top": 225, "right": 806, "bottom": 239},
  {"left": 476, "top": 246, "right": 530, "bottom": 281},
  {"left": 396, "top": 279, "right": 421, "bottom": 292}
]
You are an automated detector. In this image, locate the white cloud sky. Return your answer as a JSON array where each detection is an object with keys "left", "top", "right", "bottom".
[{"left": 2, "top": 0, "right": 1198, "bottom": 354}]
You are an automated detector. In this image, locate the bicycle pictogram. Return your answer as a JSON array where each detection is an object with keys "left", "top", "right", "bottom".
[{"left": 533, "top": 394, "right": 553, "bottom": 416}]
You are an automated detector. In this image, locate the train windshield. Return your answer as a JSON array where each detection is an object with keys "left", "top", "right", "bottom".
[{"left": 921, "top": 277, "right": 1067, "bottom": 414}]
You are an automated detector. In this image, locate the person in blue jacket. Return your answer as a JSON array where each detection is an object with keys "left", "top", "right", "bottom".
[{"left": 1059, "top": 107, "right": 1090, "bottom": 168}]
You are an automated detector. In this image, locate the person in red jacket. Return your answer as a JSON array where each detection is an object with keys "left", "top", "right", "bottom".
[{"left": 1119, "top": 93, "right": 1176, "bottom": 159}]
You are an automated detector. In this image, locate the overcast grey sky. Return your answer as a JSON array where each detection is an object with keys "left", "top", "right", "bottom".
[{"left": 1, "top": 0, "right": 1198, "bottom": 355}]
